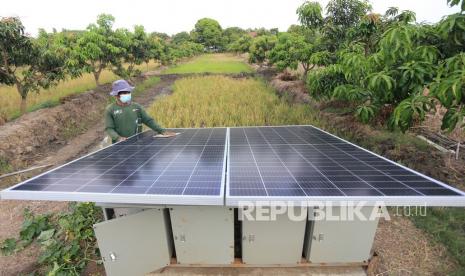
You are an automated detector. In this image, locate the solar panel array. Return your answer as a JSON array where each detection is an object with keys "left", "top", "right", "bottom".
[
  {"left": 2, "top": 126, "right": 465, "bottom": 206},
  {"left": 227, "top": 126, "right": 463, "bottom": 199},
  {"left": 6, "top": 128, "right": 227, "bottom": 204}
]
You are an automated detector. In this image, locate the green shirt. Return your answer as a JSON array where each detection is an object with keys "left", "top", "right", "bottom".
[{"left": 105, "top": 102, "right": 164, "bottom": 143}]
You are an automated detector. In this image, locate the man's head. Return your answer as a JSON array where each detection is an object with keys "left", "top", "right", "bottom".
[{"left": 110, "top": 80, "right": 134, "bottom": 104}]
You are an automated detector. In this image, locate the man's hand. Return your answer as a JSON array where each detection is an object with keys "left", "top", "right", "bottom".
[{"left": 118, "top": 137, "right": 127, "bottom": 142}]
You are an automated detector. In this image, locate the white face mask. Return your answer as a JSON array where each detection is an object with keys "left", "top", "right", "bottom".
[{"left": 120, "top": 94, "right": 131, "bottom": 103}]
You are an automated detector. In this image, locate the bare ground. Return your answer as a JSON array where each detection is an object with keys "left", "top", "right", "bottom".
[{"left": 0, "top": 74, "right": 177, "bottom": 276}]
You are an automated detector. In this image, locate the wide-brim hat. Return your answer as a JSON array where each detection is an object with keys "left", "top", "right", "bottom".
[{"left": 110, "top": 79, "right": 135, "bottom": 96}]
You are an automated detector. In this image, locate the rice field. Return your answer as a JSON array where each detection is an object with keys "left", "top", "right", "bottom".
[
  {"left": 148, "top": 75, "right": 319, "bottom": 128},
  {"left": 0, "top": 61, "right": 159, "bottom": 121},
  {"left": 162, "top": 54, "right": 252, "bottom": 74}
]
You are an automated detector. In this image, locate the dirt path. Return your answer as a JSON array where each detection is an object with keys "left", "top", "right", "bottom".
[{"left": 0, "top": 74, "right": 177, "bottom": 276}]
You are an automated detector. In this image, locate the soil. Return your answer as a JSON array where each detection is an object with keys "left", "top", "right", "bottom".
[{"left": 0, "top": 73, "right": 177, "bottom": 276}]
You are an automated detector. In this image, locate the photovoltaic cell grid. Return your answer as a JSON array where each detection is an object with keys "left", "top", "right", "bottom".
[
  {"left": 5, "top": 128, "right": 227, "bottom": 203},
  {"left": 227, "top": 126, "right": 464, "bottom": 199}
]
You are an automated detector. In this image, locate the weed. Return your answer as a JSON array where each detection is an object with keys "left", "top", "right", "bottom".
[{"left": 1, "top": 203, "right": 103, "bottom": 275}]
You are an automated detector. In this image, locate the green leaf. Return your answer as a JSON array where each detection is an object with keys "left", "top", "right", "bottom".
[
  {"left": 441, "top": 108, "right": 463, "bottom": 132},
  {"left": 38, "top": 229, "right": 55, "bottom": 245},
  {"left": 1, "top": 238, "right": 17, "bottom": 256}
]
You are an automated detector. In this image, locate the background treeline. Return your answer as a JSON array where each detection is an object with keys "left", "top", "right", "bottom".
[
  {"left": 1, "top": 0, "right": 464, "bottom": 136},
  {"left": 243, "top": 0, "right": 465, "bottom": 137}
]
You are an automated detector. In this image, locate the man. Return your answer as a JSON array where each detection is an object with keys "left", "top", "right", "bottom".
[{"left": 105, "top": 79, "right": 172, "bottom": 143}]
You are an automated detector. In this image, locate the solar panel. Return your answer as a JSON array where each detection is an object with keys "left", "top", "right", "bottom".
[
  {"left": 1, "top": 128, "right": 228, "bottom": 205},
  {"left": 226, "top": 126, "right": 465, "bottom": 206},
  {"left": 2, "top": 125, "right": 465, "bottom": 207}
]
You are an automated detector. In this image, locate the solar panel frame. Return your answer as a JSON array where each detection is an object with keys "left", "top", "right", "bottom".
[
  {"left": 1, "top": 128, "right": 229, "bottom": 206},
  {"left": 226, "top": 125, "right": 465, "bottom": 207}
]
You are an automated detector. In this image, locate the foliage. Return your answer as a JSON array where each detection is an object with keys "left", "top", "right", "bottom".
[
  {"left": 1, "top": 203, "right": 103, "bottom": 275},
  {"left": 228, "top": 35, "right": 253, "bottom": 53},
  {"left": 222, "top": 27, "right": 247, "bottom": 48},
  {"left": 248, "top": 35, "right": 277, "bottom": 64},
  {"left": 0, "top": 17, "right": 67, "bottom": 114},
  {"left": 306, "top": 65, "right": 346, "bottom": 99},
  {"left": 326, "top": 0, "right": 372, "bottom": 28},
  {"left": 170, "top": 41, "right": 204, "bottom": 62},
  {"left": 171, "top": 31, "right": 192, "bottom": 45},
  {"left": 429, "top": 53, "right": 465, "bottom": 132},
  {"left": 191, "top": 18, "right": 223, "bottom": 50},
  {"left": 330, "top": 21, "right": 440, "bottom": 124},
  {"left": 296, "top": 1, "right": 324, "bottom": 29},
  {"left": 112, "top": 25, "right": 154, "bottom": 79},
  {"left": 72, "top": 14, "right": 124, "bottom": 85}
]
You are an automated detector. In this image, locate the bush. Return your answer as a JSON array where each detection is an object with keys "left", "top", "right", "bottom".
[{"left": 306, "top": 65, "right": 345, "bottom": 99}]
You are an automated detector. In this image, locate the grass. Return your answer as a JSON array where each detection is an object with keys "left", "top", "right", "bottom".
[
  {"left": 147, "top": 75, "right": 319, "bottom": 128},
  {"left": 162, "top": 54, "right": 252, "bottom": 75},
  {"left": 411, "top": 208, "right": 465, "bottom": 275},
  {"left": 132, "top": 76, "right": 161, "bottom": 97},
  {"left": 0, "top": 61, "right": 159, "bottom": 121}
]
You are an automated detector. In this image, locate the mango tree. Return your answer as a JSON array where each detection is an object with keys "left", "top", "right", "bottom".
[
  {"left": 0, "top": 18, "right": 67, "bottom": 114},
  {"left": 228, "top": 35, "right": 252, "bottom": 54},
  {"left": 268, "top": 32, "right": 330, "bottom": 78},
  {"left": 191, "top": 18, "right": 223, "bottom": 50},
  {"left": 73, "top": 14, "right": 123, "bottom": 86},
  {"left": 113, "top": 25, "right": 152, "bottom": 80},
  {"left": 332, "top": 16, "right": 439, "bottom": 124},
  {"left": 248, "top": 35, "right": 277, "bottom": 65}
]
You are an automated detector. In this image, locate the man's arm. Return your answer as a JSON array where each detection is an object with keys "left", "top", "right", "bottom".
[
  {"left": 105, "top": 108, "right": 120, "bottom": 142},
  {"left": 139, "top": 105, "right": 165, "bottom": 134}
]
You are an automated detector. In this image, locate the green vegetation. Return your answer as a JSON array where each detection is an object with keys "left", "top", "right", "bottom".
[
  {"left": 0, "top": 18, "right": 68, "bottom": 115},
  {"left": 1, "top": 203, "right": 103, "bottom": 275},
  {"left": 148, "top": 75, "right": 318, "bottom": 127},
  {"left": 1, "top": 62, "right": 158, "bottom": 121},
  {"left": 132, "top": 76, "right": 160, "bottom": 97},
  {"left": 162, "top": 54, "right": 252, "bottom": 74},
  {"left": 412, "top": 207, "right": 465, "bottom": 275}
]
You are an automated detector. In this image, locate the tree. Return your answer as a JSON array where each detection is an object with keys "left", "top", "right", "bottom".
[
  {"left": 150, "top": 32, "right": 170, "bottom": 41},
  {"left": 228, "top": 35, "right": 252, "bottom": 53},
  {"left": 268, "top": 33, "right": 330, "bottom": 78},
  {"left": 223, "top": 27, "right": 246, "bottom": 47},
  {"left": 332, "top": 23, "right": 439, "bottom": 124},
  {"left": 172, "top": 32, "right": 191, "bottom": 45},
  {"left": 0, "top": 18, "right": 67, "bottom": 114},
  {"left": 113, "top": 25, "right": 152, "bottom": 80},
  {"left": 323, "top": 0, "right": 372, "bottom": 51},
  {"left": 297, "top": 1, "right": 324, "bottom": 29},
  {"left": 248, "top": 35, "right": 277, "bottom": 64},
  {"left": 72, "top": 14, "right": 123, "bottom": 85},
  {"left": 326, "top": 0, "right": 372, "bottom": 28},
  {"left": 191, "top": 18, "right": 223, "bottom": 50}
]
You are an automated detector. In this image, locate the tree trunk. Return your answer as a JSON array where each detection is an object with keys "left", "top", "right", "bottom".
[
  {"left": 93, "top": 71, "right": 101, "bottom": 86},
  {"left": 20, "top": 95, "right": 27, "bottom": 115},
  {"left": 16, "top": 82, "right": 28, "bottom": 115}
]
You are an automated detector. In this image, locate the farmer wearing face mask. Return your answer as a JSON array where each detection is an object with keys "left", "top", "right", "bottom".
[{"left": 105, "top": 79, "right": 172, "bottom": 143}]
